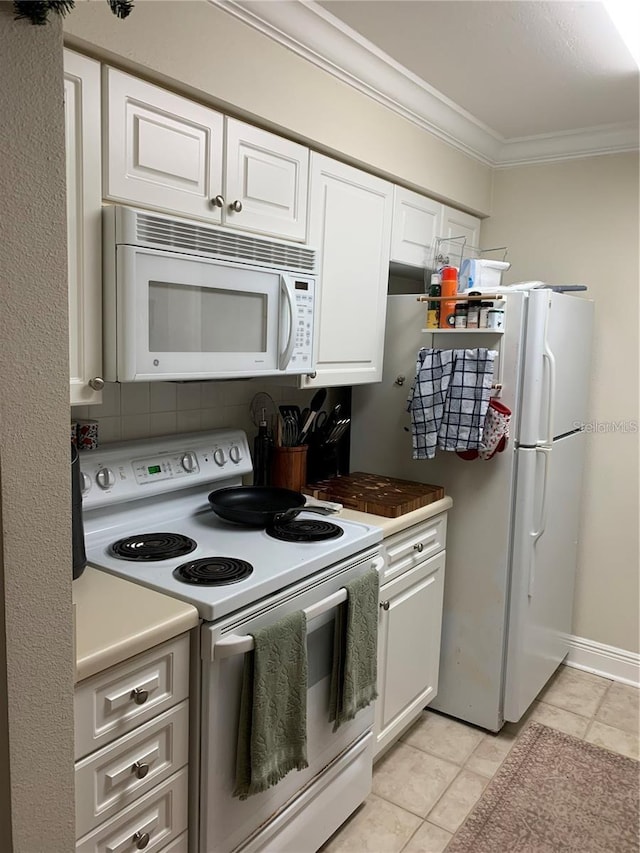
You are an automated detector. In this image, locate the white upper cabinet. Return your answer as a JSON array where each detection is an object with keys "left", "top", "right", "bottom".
[
  {"left": 103, "top": 68, "right": 309, "bottom": 241},
  {"left": 103, "top": 67, "right": 225, "bottom": 223},
  {"left": 390, "top": 186, "right": 443, "bottom": 268},
  {"left": 304, "top": 154, "right": 393, "bottom": 388},
  {"left": 224, "top": 119, "right": 309, "bottom": 241},
  {"left": 440, "top": 205, "right": 481, "bottom": 256},
  {"left": 65, "top": 50, "right": 103, "bottom": 406}
]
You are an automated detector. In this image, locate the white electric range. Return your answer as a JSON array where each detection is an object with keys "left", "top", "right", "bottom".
[{"left": 80, "top": 429, "right": 384, "bottom": 853}]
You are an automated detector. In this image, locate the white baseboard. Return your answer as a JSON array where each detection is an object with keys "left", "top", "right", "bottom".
[{"left": 565, "top": 635, "right": 640, "bottom": 688}]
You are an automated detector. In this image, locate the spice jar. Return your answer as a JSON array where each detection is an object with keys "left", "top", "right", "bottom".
[
  {"left": 487, "top": 307, "right": 505, "bottom": 330},
  {"left": 466, "top": 291, "right": 481, "bottom": 328},
  {"left": 479, "top": 301, "right": 493, "bottom": 328},
  {"left": 454, "top": 302, "right": 468, "bottom": 328}
]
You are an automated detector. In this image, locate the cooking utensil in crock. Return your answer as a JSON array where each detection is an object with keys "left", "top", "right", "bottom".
[{"left": 207, "top": 486, "right": 340, "bottom": 527}]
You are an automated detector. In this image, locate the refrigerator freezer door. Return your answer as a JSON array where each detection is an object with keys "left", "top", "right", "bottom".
[
  {"left": 503, "top": 432, "right": 586, "bottom": 722},
  {"left": 518, "top": 291, "right": 594, "bottom": 446}
]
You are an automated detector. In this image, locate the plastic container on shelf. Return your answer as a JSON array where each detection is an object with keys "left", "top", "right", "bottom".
[
  {"left": 487, "top": 307, "right": 505, "bottom": 330},
  {"left": 466, "top": 291, "right": 481, "bottom": 328},
  {"left": 479, "top": 301, "right": 493, "bottom": 328}
]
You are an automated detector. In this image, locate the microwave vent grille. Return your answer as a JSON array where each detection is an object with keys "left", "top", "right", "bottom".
[{"left": 135, "top": 213, "right": 316, "bottom": 273}]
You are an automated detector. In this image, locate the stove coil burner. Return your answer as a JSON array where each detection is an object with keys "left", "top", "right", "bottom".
[
  {"left": 266, "top": 519, "right": 344, "bottom": 543},
  {"left": 173, "top": 557, "right": 254, "bottom": 586},
  {"left": 110, "top": 532, "right": 197, "bottom": 561}
]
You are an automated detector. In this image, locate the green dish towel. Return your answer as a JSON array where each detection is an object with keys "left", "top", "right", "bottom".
[
  {"left": 329, "top": 567, "right": 380, "bottom": 731},
  {"left": 234, "top": 611, "right": 309, "bottom": 800}
]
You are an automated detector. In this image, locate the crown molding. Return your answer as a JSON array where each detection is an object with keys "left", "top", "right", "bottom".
[{"left": 210, "top": 0, "right": 639, "bottom": 168}]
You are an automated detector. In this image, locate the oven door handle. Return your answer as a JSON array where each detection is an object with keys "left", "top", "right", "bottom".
[{"left": 212, "top": 558, "right": 384, "bottom": 661}]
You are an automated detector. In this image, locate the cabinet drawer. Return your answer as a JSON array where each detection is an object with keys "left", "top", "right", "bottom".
[
  {"left": 75, "top": 634, "right": 190, "bottom": 759},
  {"left": 76, "top": 701, "right": 189, "bottom": 838},
  {"left": 382, "top": 513, "right": 447, "bottom": 584},
  {"left": 76, "top": 768, "right": 188, "bottom": 853}
]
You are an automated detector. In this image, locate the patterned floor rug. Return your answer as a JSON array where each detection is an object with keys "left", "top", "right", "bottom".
[{"left": 446, "top": 722, "right": 640, "bottom": 853}]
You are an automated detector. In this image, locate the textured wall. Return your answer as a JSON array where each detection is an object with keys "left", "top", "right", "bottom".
[
  {"left": 63, "top": 0, "right": 492, "bottom": 214},
  {"left": 0, "top": 5, "right": 75, "bottom": 850},
  {"left": 481, "top": 152, "right": 640, "bottom": 654}
]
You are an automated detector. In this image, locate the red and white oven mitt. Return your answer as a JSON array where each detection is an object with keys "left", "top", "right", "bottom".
[
  {"left": 457, "top": 398, "right": 512, "bottom": 461},
  {"left": 478, "top": 399, "right": 512, "bottom": 460}
]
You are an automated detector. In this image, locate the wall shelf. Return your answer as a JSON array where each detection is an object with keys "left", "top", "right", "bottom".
[{"left": 422, "top": 328, "right": 505, "bottom": 335}]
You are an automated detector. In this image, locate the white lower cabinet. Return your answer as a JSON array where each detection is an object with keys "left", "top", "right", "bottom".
[
  {"left": 375, "top": 514, "right": 447, "bottom": 758},
  {"left": 75, "top": 635, "right": 191, "bottom": 852}
]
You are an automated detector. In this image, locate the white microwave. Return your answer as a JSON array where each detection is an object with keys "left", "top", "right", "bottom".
[{"left": 102, "top": 206, "right": 318, "bottom": 382}]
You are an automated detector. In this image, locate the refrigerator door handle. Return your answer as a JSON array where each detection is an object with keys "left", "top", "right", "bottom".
[
  {"left": 538, "top": 337, "right": 557, "bottom": 448},
  {"left": 528, "top": 446, "right": 551, "bottom": 598}
]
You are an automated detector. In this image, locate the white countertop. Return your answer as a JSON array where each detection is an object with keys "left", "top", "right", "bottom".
[
  {"left": 72, "top": 496, "right": 451, "bottom": 681},
  {"left": 73, "top": 567, "right": 200, "bottom": 683}
]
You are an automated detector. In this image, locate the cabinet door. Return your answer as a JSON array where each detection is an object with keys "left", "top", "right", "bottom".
[
  {"left": 224, "top": 119, "right": 309, "bottom": 241},
  {"left": 439, "top": 205, "right": 481, "bottom": 265},
  {"left": 304, "top": 154, "right": 393, "bottom": 387},
  {"left": 376, "top": 551, "right": 445, "bottom": 758},
  {"left": 103, "top": 67, "right": 224, "bottom": 221},
  {"left": 65, "top": 50, "right": 103, "bottom": 406},
  {"left": 390, "top": 186, "right": 442, "bottom": 268}
]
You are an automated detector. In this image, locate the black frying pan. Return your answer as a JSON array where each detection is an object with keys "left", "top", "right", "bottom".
[{"left": 208, "top": 486, "right": 332, "bottom": 527}]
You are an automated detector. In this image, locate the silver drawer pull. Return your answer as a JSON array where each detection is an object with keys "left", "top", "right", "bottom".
[
  {"left": 131, "top": 761, "right": 149, "bottom": 779},
  {"left": 413, "top": 543, "right": 424, "bottom": 553},
  {"left": 130, "top": 687, "right": 149, "bottom": 705},
  {"left": 132, "top": 831, "right": 150, "bottom": 850},
  {"left": 380, "top": 600, "right": 390, "bottom": 611}
]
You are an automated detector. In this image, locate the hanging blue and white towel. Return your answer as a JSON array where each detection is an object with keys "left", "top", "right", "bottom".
[{"left": 408, "top": 348, "right": 497, "bottom": 459}]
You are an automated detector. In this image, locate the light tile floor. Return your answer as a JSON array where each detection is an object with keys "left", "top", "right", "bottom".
[{"left": 321, "top": 666, "right": 640, "bottom": 853}]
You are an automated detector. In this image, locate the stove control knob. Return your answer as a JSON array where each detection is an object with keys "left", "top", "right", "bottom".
[
  {"left": 180, "top": 451, "right": 198, "bottom": 472},
  {"left": 96, "top": 467, "right": 115, "bottom": 490},
  {"left": 229, "top": 446, "right": 242, "bottom": 464},
  {"left": 213, "top": 448, "right": 226, "bottom": 467},
  {"left": 80, "top": 472, "right": 92, "bottom": 496}
]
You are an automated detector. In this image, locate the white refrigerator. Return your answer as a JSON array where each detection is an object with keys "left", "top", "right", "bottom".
[{"left": 351, "top": 289, "right": 594, "bottom": 731}]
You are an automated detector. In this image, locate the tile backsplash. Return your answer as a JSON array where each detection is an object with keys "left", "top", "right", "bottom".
[{"left": 71, "top": 380, "right": 346, "bottom": 447}]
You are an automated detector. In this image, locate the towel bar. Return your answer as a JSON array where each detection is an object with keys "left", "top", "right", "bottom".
[{"left": 213, "top": 588, "right": 348, "bottom": 660}]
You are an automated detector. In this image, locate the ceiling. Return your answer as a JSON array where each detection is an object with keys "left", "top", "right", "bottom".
[
  {"left": 218, "top": 0, "right": 640, "bottom": 165},
  {"left": 316, "top": 0, "right": 639, "bottom": 140}
]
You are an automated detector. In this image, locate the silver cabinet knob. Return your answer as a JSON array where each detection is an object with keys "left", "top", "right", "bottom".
[
  {"left": 96, "top": 467, "right": 115, "bottom": 490},
  {"left": 380, "top": 601, "right": 390, "bottom": 611},
  {"left": 211, "top": 195, "right": 225, "bottom": 208},
  {"left": 229, "top": 445, "right": 242, "bottom": 464},
  {"left": 130, "top": 687, "right": 149, "bottom": 705},
  {"left": 89, "top": 376, "right": 104, "bottom": 391},
  {"left": 131, "top": 761, "right": 150, "bottom": 779},
  {"left": 413, "top": 543, "right": 424, "bottom": 553},
  {"left": 229, "top": 199, "right": 243, "bottom": 213},
  {"left": 132, "top": 831, "right": 150, "bottom": 850}
]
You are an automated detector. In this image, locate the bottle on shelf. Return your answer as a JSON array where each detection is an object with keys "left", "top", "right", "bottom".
[
  {"left": 439, "top": 266, "right": 458, "bottom": 329},
  {"left": 466, "top": 291, "right": 482, "bottom": 328},
  {"left": 426, "top": 272, "right": 441, "bottom": 329}
]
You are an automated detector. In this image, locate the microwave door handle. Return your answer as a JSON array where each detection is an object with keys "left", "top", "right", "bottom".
[{"left": 279, "top": 275, "right": 296, "bottom": 370}]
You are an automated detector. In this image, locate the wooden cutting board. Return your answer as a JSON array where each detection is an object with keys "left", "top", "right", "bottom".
[{"left": 304, "top": 472, "right": 445, "bottom": 518}]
